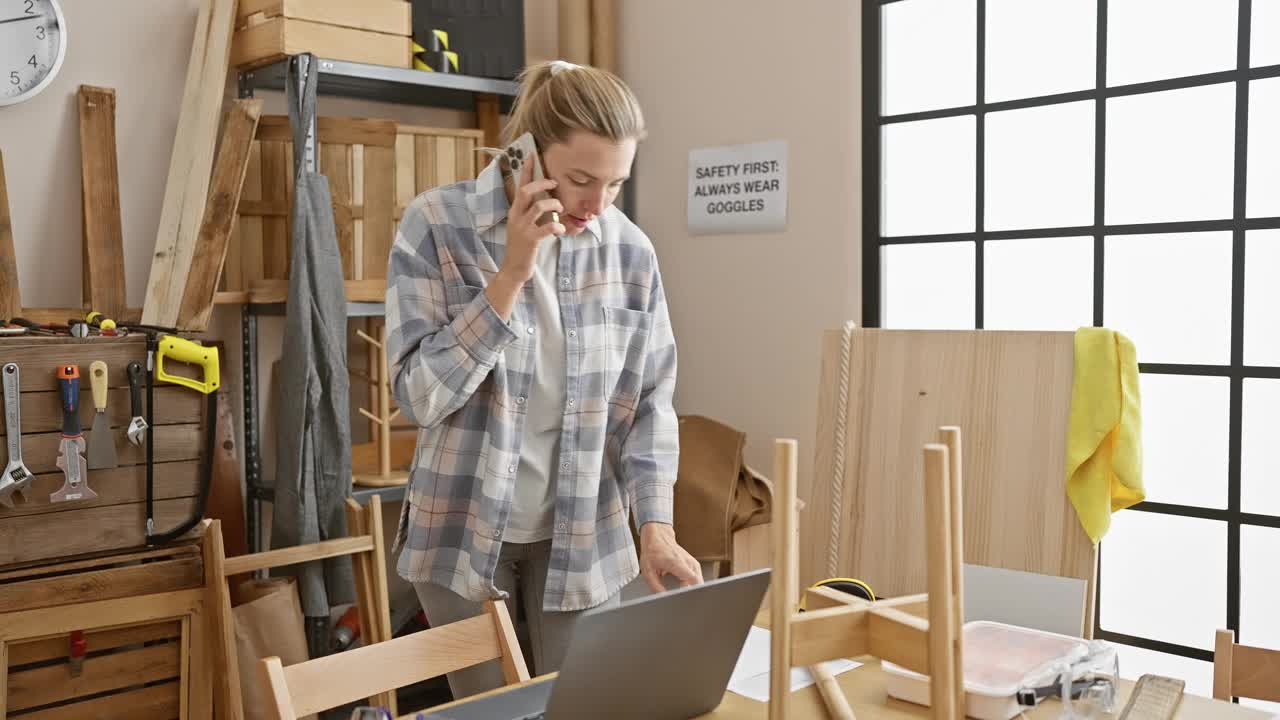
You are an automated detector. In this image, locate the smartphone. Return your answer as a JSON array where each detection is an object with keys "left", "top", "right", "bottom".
[{"left": 502, "top": 132, "right": 558, "bottom": 227}]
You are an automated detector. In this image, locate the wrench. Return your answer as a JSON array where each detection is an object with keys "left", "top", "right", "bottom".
[{"left": 2, "top": 363, "right": 33, "bottom": 507}]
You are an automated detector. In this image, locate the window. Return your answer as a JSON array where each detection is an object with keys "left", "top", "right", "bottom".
[{"left": 864, "top": 0, "right": 1280, "bottom": 688}]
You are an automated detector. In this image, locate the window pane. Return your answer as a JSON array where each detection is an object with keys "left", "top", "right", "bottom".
[
  {"left": 882, "top": 117, "right": 976, "bottom": 237},
  {"left": 1242, "top": 525, "right": 1280, "bottom": 649},
  {"left": 1106, "top": 84, "right": 1235, "bottom": 225},
  {"left": 1139, "top": 374, "right": 1230, "bottom": 509},
  {"left": 882, "top": 0, "right": 976, "bottom": 116},
  {"left": 985, "top": 0, "right": 1096, "bottom": 102},
  {"left": 1245, "top": 231, "right": 1280, "bottom": 366},
  {"left": 983, "top": 237, "right": 1093, "bottom": 330},
  {"left": 1107, "top": 0, "right": 1237, "bottom": 86},
  {"left": 1254, "top": 0, "right": 1280, "bottom": 67},
  {"left": 985, "top": 101, "right": 1094, "bottom": 231},
  {"left": 1104, "top": 232, "right": 1233, "bottom": 365},
  {"left": 1248, "top": 78, "right": 1280, "bottom": 219},
  {"left": 881, "top": 242, "right": 975, "bottom": 329},
  {"left": 1112, "top": 644, "right": 1215, "bottom": 698},
  {"left": 1242, "top": 379, "right": 1280, "bottom": 516},
  {"left": 1101, "top": 512, "right": 1226, "bottom": 651}
]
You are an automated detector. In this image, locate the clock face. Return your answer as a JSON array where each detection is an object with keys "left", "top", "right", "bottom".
[{"left": 0, "top": 0, "right": 66, "bottom": 107}]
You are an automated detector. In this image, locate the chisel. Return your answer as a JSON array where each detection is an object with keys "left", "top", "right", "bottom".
[{"left": 52, "top": 365, "right": 96, "bottom": 503}]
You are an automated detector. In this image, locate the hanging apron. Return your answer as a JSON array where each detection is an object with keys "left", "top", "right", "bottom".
[{"left": 270, "top": 55, "right": 355, "bottom": 619}]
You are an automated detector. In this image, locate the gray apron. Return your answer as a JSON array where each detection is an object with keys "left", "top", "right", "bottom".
[{"left": 270, "top": 56, "right": 355, "bottom": 619}]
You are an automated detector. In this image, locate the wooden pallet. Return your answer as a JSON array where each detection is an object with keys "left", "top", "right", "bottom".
[
  {"left": 0, "top": 335, "right": 207, "bottom": 568},
  {"left": 0, "top": 526, "right": 216, "bottom": 719}
]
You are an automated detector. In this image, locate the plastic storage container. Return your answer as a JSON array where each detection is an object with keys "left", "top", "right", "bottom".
[{"left": 883, "top": 621, "right": 1089, "bottom": 720}]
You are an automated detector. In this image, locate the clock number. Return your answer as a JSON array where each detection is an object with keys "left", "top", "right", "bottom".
[
  {"left": 9, "top": 72, "right": 19, "bottom": 86},
  {"left": 27, "top": 56, "right": 36, "bottom": 70},
  {"left": 23, "top": 0, "right": 34, "bottom": 14},
  {"left": 36, "top": 26, "right": 45, "bottom": 40}
]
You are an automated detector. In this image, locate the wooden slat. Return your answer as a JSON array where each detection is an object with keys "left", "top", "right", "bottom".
[
  {"left": 0, "top": 544, "right": 199, "bottom": 583},
  {"left": 222, "top": 536, "right": 374, "bottom": 576},
  {"left": 8, "top": 621, "right": 181, "bottom": 666},
  {"left": 867, "top": 606, "right": 930, "bottom": 677},
  {"left": 323, "top": 143, "right": 355, "bottom": 279},
  {"left": 237, "top": 142, "right": 265, "bottom": 291},
  {"left": 212, "top": 278, "right": 383, "bottom": 305},
  {"left": 0, "top": 463, "right": 200, "bottom": 522},
  {"left": 791, "top": 605, "right": 869, "bottom": 667},
  {"left": 0, "top": 151, "right": 20, "bottom": 319},
  {"left": 8, "top": 639, "right": 180, "bottom": 711},
  {"left": 260, "top": 141, "right": 290, "bottom": 280},
  {"left": 17, "top": 423, "right": 202, "bottom": 475},
  {"left": 177, "top": 99, "right": 264, "bottom": 332},
  {"left": 343, "top": 499, "right": 381, "bottom": 707},
  {"left": 78, "top": 86, "right": 128, "bottom": 320},
  {"left": 474, "top": 94, "right": 501, "bottom": 150},
  {"left": 144, "top": 0, "right": 237, "bottom": 328},
  {"left": 0, "top": 557, "right": 202, "bottom": 615},
  {"left": 0, "top": 340, "right": 143, "bottom": 387},
  {"left": 3, "top": 386, "right": 201, "bottom": 435},
  {"left": 11, "top": 678, "right": 181, "bottom": 720},
  {"left": 236, "top": 0, "right": 412, "bottom": 35},
  {"left": 397, "top": 125, "right": 485, "bottom": 141},
  {"left": 362, "top": 145, "right": 395, "bottom": 280},
  {"left": 456, "top": 137, "right": 477, "bottom": 180},
  {"left": 257, "top": 115, "right": 398, "bottom": 147},
  {"left": 414, "top": 136, "right": 436, "bottom": 195},
  {"left": 485, "top": 599, "right": 531, "bottom": 684},
  {"left": 0, "top": 498, "right": 202, "bottom": 567},
  {"left": 434, "top": 137, "right": 458, "bottom": 187},
  {"left": 0, "top": 588, "right": 204, "bottom": 640},
  {"left": 395, "top": 133, "right": 416, "bottom": 214},
  {"left": 353, "top": 143, "right": 365, "bottom": 279}
]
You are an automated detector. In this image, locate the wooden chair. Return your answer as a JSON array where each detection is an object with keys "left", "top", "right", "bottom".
[
  {"left": 258, "top": 598, "right": 529, "bottom": 719},
  {"left": 208, "top": 495, "right": 398, "bottom": 719},
  {"left": 1214, "top": 629, "right": 1280, "bottom": 703},
  {"left": 769, "top": 427, "right": 968, "bottom": 720}
]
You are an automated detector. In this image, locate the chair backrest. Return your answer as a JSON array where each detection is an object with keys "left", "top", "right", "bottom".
[
  {"left": 807, "top": 327, "right": 1097, "bottom": 637},
  {"left": 1214, "top": 629, "right": 1280, "bottom": 702},
  {"left": 260, "top": 599, "right": 529, "bottom": 719}
]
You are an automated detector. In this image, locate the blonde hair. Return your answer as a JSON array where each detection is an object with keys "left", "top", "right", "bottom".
[{"left": 501, "top": 60, "right": 647, "bottom": 148}]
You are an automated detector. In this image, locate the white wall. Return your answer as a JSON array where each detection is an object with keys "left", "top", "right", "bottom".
[{"left": 618, "top": 0, "right": 863, "bottom": 487}]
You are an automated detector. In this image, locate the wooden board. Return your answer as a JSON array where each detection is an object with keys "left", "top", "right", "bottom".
[
  {"left": 176, "top": 99, "right": 264, "bottom": 331},
  {"left": 236, "top": 0, "right": 411, "bottom": 36},
  {"left": 18, "top": 423, "right": 202, "bottom": 475},
  {"left": 2, "top": 386, "right": 201, "bottom": 435},
  {"left": 0, "top": 497, "right": 201, "bottom": 567},
  {"left": 257, "top": 115, "right": 398, "bottom": 147},
  {"left": 8, "top": 620, "right": 181, "bottom": 665},
  {"left": 0, "top": 554, "right": 202, "bottom": 617},
  {"left": 143, "top": 0, "right": 238, "bottom": 328},
  {"left": 231, "top": 17, "right": 413, "bottom": 70},
  {"left": 806, "top": 329, "right": 1095, "bottom": 631},
  {"left": 0, "top": 151, "right": 21, "bottom": 320},
  {"left": 0, "top": 462, "right": 201, "bottom": 520},
  {"left": 9, "top": 677, "right": 182, "bottom": 719},
  {"left": 260, "top": 140, "right": 291, "bottom": 281},
  {"left": 362, "top": 145, "right": 395, "bottom": 280},
  {"left": 322, "top": 142, "right": 355, "bottom": 279},
  {"left": 78, "top": 85, "right": 128, "bottom": 320}
]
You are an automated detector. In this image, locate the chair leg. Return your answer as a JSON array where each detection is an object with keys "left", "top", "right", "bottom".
[
  {"left": 924, "top": 443, "right": 960, "bottom": 720},
  {"left": 1214, "top": 628, "right": 1235, "bottom": 700},
  {"left": 769, "top": 439, "right": 799, "bottom": 720}
]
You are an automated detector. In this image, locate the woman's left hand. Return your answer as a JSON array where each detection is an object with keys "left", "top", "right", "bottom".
[{"left": 639, "top": 523, "right": 703, "bottom": 593}]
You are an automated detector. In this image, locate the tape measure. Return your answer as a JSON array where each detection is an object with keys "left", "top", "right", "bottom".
[{"left": 800, "top": 577, "right": 876, "bottom": 610}]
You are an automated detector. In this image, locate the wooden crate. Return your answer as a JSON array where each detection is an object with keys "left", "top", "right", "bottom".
[
  {"left": 219, "top": 119, "right": 484, "bottom": 304},
  {"left": 0, "top": 528, "right": 215, "bottom": 719},
  {"left": 232, "top": 16, "right": 412, "bottom": 70},
  {"left": 237, "top": 0, "right": 412, "bottom": 37},
  {"left": 0, "top": 335, "right": 206, "bottom": 568}
]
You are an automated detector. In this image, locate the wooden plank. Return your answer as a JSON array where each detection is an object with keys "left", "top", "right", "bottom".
[
  {"left": 369, "top": 494, "right": 393, "bottom": 647},
  {"left": 4, "top": 386, "right": 201, "bottom": 435},
  {"left": 769, "top": 439, "right": 798, "bottom": 720},
  {"left": 0, "top": 544, "right": 199, "bottom": 582},
  {"left": 237, "top": 0, "right": 412, "bottom": 35},
  {"left": 17, "top": 423, "right": 202, "bottom": 475},
  {"left": 353, "top": 144, "right": 365, "bottom": 279},
  {"left": 395, "top": 133, "right": 416, "bottom": 215},
  {"left": 791, "top": 605, "right": 869, "bottom": 667},
  {"left": 180, "top": 614, "right": 192, "bottom": 720},
  {"left": 344, "top": 499, "right": 380, "bottom": 707},
  {"left": 362, "top": 145, "right": 395, "bottom": 281},
  {"left": 189, "top": 583, "right": 213, "bottom": 718},
  {"left": 0, "top": 340, "right": 143, "bottom": 387},
  {"left": 397, "top": 125, "right": 485, "bottom": 140},
  {"left": 257, "top": 115, "right": 398, "bottom": 147},
  {"left": 323, "top": 142, "right": 355, "bottom": 280},
  {"left": 807, "top": 329, "right": 1094, "bottom": 601},
  {"left": 0, "top": 151, "right": 20, "bottom": 319},
  {"left": 78, "top": 85, "right": 128, "bottom": 320},
  {"left": 1232, "top": 642, "right": 1280, "bottom": 702},
  {"left": 434, "top": 137, "right": 458, "bottom": 187},
  {"left": 867, "top": 606, "right": 931, "bottom": 676},
  {"left": 17, "top": 679, "right": 181, "bottom": 720},
  {"left": 0, "top": 556, "right": 203, "bottom": 614},
  {"left": 237, "top": 142, "right": 265, "bottom": 291},
  {"left": 0, "top": 498, "right": 202, "bottom": 568},
  {"left": 456, "top": 137, "right": 477, "bottom": 180},
  {"left": 177, "top": 99, "right": 264, "bottom": 332},
  {"left": 144, "top": 0, "right": 238, "bottom": 328},
  {"left": 8, "top": 621, "right": 181, "bottom": 666},
  {"left": 219, "top": 277, "right": 383, "bottom": 304},
  {"left": 485, "top": 599, "right": 531, "bottom": 684},
  {"left": 231, "top": 18, "right": 413, "bottom": 70},
  {"left": 0, "top": 587, "right": 203, "bottom": 640},
  {"left": 221, "top": 536, "right": 374, "bottom": 576},
  {"left": 208, "top": 390, "right": 248, "bottom": 564},
  {"left": 414, "top": 136, "right": 436, "bottom": 195},
  {"left": 260, "top": 141, "right": 290, "bottom": 281},
  {"left": 8, "top": 641, "right": 180, "bottom": 711},
  {"left": 205, "top": 521, "right": 242, "bottom": 720},
  {"left": 474, "top": 94, "right": 502, "bottom": 150}
]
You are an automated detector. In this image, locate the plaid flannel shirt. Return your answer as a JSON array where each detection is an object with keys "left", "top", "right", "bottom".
[{"left": 386, "top": 157, "right": 679, "bottom": 612}]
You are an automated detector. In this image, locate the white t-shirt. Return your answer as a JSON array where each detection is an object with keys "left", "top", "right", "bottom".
[{"left": 503, "top": 236, "right": 566, "bottom": 542}]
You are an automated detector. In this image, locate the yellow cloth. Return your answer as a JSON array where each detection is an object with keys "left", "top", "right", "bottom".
[{"left": 1066, "top": 328, "right": 1145, "bottom": 543}]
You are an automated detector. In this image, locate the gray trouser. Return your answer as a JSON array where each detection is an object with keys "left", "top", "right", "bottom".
[{"left": 413, "top": 540, "right": 620, "bottom": 700}]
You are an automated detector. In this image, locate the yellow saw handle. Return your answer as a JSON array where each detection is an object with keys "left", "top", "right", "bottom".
[{"left": 156, "top": 336, "right": 220, "bottom": 395}]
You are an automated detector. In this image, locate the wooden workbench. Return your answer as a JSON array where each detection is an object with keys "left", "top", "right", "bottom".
[{"left": 410, "top": 660, "right": 1273, "bottom": 720}]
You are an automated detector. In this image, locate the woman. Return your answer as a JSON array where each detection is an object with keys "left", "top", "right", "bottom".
[{"left": 385, "top": 60, "right": 702, "bottom": 698}]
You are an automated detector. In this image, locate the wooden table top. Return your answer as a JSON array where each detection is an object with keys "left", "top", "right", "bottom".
[{"left": 406, "top": 658, "right": 1273, "bottom": 719}]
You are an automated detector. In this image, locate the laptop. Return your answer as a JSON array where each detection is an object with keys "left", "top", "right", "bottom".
[{"left": 425, "top": 568, "right": 772, "bottom": 720}]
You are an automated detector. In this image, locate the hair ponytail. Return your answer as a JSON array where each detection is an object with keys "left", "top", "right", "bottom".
[{"left": 501, "top": 60, "right": 646, "bottom": 148}]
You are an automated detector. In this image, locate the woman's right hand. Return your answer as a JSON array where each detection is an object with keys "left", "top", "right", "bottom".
[{"left": 501, "top": 156, "right": 567, "bottom": 283}]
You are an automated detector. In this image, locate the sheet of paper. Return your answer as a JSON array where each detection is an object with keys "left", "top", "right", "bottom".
[{"left": 726, "top": 626, "right": 860, "bottom": 703}]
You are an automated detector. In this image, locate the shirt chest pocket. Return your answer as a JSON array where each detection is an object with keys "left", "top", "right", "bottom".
[{"left": 599, "top": 306, "right": 653, "bottom": 408}]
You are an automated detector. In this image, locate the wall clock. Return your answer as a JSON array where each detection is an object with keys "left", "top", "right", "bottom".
[{"left": 1, "top": 0, "right": 67, "bottom": 107}]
